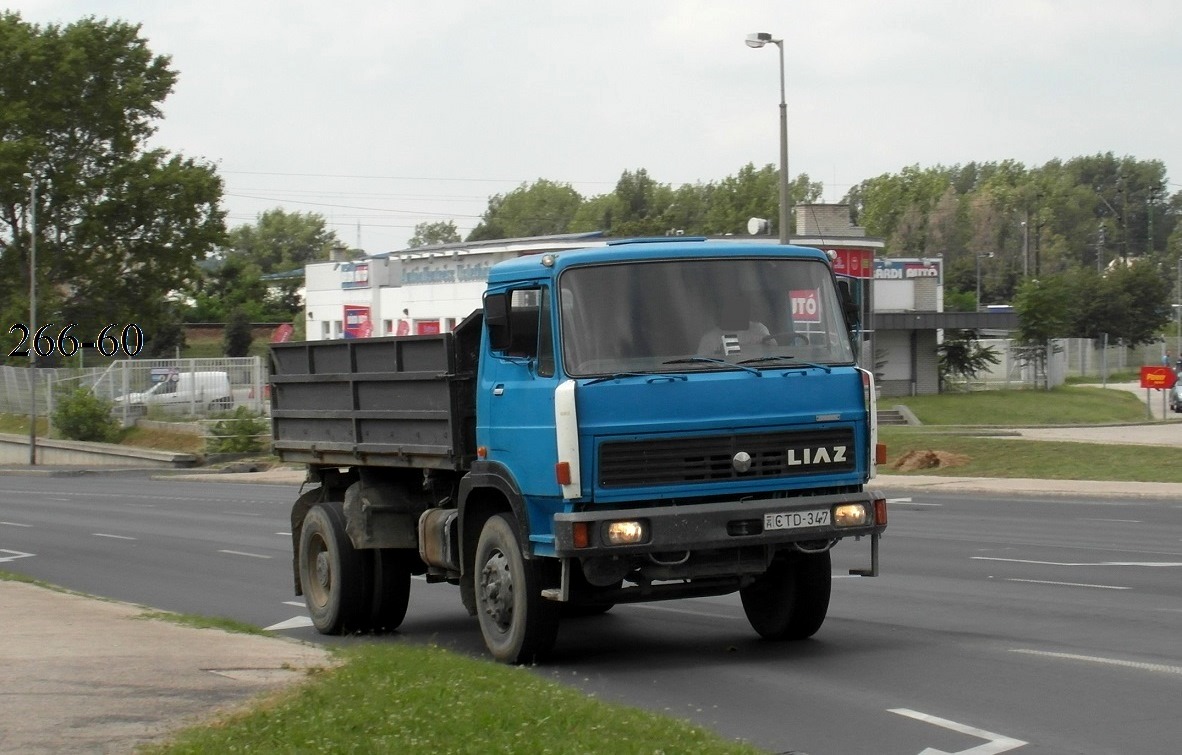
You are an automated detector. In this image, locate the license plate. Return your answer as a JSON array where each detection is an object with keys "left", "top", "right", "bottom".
[{"left": 764, "top": 508, "right": 830, "bottom": 531}]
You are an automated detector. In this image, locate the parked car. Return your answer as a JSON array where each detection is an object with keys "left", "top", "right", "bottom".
[
  {"left": 115, "top": 371, "right": 234, "bottom": 416},
  {"left": 1171, "top": 377, "right": 1182, "bottom": 413}
]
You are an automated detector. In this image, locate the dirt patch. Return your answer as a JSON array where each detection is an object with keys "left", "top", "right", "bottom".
[{"left": 892, "top": 449, "right": 971, "bottom": 472}]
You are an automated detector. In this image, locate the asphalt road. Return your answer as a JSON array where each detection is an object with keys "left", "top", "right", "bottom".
[{"left": 2, "top": 474, "right": 1180, "bottom": 754}]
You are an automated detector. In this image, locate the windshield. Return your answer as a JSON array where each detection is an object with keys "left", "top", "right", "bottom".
[{"left": 559, "top": 257, "right": 855, "bottom": 377}]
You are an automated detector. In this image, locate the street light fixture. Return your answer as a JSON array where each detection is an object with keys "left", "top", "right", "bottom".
[
  {"left": 746, "top": 31, "right": 790, "bottom": 245},
  {"left": 975, "top": 252, "right": 994, "bottom": 311}
]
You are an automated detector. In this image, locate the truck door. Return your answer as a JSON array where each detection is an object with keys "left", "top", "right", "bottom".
[{"left": 479, "top": 286, "right": 561, "bottom": 498}]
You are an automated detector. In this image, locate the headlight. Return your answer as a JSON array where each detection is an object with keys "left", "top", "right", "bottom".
[
  {"left": 833, "top": 504, "right": 868, "bottom": 527},
  {"left": 605, "top": 520, "right": 648, "bottom": 545}
]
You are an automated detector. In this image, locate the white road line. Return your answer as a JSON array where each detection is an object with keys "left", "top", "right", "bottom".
[
  {"left": 973, "top": 556, "right": 1182, "bottom": 567},
  {"left": 889, "top": 708, "right": 1027, "bottom": 754},
  {"left": 630, "top": 602, "right": 742, "bottom": 621},
  {"left": 886, "top": 497, "right": 913, "bottom": 503},
  {"left": 1005, "top": 578, "right": 1129, "bottom": 590},
  {"left": 1078, "top": 518, "right": 1142, "bottom": 523},
  {"left": 0, "top": 521, "right": 32, "bottom": 527},
  {"left": 217, "top": 549, "right": 271, "bottom": 559},
  {"left": 1011, "top": 648, "right": 1182, "bottom": 677},
  {"left": 265, "top": 615, "right": 313, "bottom": 631},
  {"left": 225, "top": 511, "right": 262, "bottom": 517},
  {"left": 92, "top": 533, "right": 136, "bottom": 541},
  {"left": 0, "top": 549, "right": 35, "bottom": 563},
  {"left": 276, "top": 531, "right": 291, "bottom": 536},
  {"left": 893, "top": 501, "right": 944, "bottom": 507},
  {"left": 282, "top": 600, "right": 305, "bottom": 607}
]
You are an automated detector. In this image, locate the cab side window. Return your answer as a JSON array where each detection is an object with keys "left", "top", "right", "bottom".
[{"left": 493, "top": 287, "right": 555, "bottom": 377}]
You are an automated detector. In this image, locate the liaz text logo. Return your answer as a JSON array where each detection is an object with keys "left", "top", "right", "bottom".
[{"left": 787, "top": 446, "right": 848, "bottom": 466}]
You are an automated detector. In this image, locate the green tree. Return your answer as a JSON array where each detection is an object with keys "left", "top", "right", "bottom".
[
  {"left": 407, "top": 220, "right": 461, "bottom": 248},
  {"left": 937, "top": 330, "right": 1001, "bottom": 390},
  {"left": 0, "top": 13, "right": 225, "bottom": 363},
  {"left": 223, "top": 308, "right": 254, "bottom": 357},
  {"left": 467, "top": 179, "right": 583, "bottom": 241},
  {"left": 224, "top": 209, "right": 336, "bottom": 273}
]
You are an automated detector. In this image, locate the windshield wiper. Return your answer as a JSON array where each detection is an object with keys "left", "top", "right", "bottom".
[
  {"left": 584, "top": 371, "right": 687, "bottom": 386},
  {"left": 737, "top": 355, "right": 832, "bottom": 373},
  {"left": 662, "top": 356, "right": 761, "bottom": 376}
]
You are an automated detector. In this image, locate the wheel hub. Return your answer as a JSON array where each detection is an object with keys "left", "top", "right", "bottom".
[{"left": 479, "top": 550, "right": 513, "bottom": 631}]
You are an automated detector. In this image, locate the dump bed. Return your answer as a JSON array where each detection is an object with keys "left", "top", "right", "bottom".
[{"left": 269, "top": 328, "right": 479, "bottom": 471}]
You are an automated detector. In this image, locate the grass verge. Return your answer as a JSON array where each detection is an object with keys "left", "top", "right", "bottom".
[{"left": 142, "top": 643, "right": 762, "bottom": 755}]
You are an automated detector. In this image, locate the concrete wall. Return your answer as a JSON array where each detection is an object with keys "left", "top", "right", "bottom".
[{"left": 0, "top": 433, "right": 198, "bottom": 468}]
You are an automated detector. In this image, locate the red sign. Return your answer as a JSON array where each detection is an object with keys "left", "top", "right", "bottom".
[
  {"left": 342, "top": 305, "right": 372, "bottom": 339},
  {"left": 828, "top": 248, "right": 875, "bottom": 279},
  {"left": 1140, "top": 365, "right": 1177, "bottom": 389},
  {"left": 790, "top": 289, "right": 821, "bottom": 322}
]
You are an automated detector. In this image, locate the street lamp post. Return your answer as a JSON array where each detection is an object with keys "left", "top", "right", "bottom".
[
  {"left": 746, "top": 32, "right": 790, "bottom": 244},
  {"left": 975, "top": 252, "right": 993, "bottom": 311},
  {"left": 27, "top": 174, "right": 38, "bottom": 465}
]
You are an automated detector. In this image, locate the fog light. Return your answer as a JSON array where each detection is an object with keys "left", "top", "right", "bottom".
[
  {"left": 605, "top": 520, "right": 647, "bottom": 545},
  {"left": 833, "top": 504, "right": 868, "bottom": 527}
]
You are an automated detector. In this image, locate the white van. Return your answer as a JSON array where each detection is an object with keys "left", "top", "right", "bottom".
[{"left": 117, "top": 371, "right": 234, "bottom": 415}]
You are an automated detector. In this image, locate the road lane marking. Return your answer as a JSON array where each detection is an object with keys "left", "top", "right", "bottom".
[
  {"left": 92, "top": 533, "right": 136, "bottom": 540},
  {"left": 0, "top": 521, "right": 32, "bottom": 527},
  {"left": 889, "top": 708, "right": 1027, "bottom": 754},
  {"left": 282, "top": 600, "right": 304, "bottom": 607},
  {"left": 1010, "top": 649, "right": 1182, "bottom": 677},
  {"left": 276, "top": 531, "right": 291, "bottom": 536},
  {"left": 1005, "top": 578, "right": 1128, "bottom": 590},
  {"left": 218, "top": 549, "right": 271, "bottom": 559},
  {"left": 265, "top": 615, "right": 314, "bottom": 631},
  {"left": 973, "top": 557, "right": 1182, "bottom": 567},
  {"left": 1078, "top": 518, "right": 1141, "bottom": 523},
  {"left": 630, "top": 602, "right": 742, "bottom": 621},
  {"left": 0, "top": 549, "right": 35, "bottom": 563}
]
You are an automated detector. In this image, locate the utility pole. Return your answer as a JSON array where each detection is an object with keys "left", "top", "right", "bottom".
[{"left": 27, "top": 175, "right": 38, "bottom": 465}]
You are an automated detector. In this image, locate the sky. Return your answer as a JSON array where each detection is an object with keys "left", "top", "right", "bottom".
[{"left": 16, "top": 1, "right": 1182, "bottom": 253}]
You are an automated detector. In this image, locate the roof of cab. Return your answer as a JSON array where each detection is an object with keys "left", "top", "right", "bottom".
[{"left": 485, "top": 238, "right": 830, "bottom": 285}]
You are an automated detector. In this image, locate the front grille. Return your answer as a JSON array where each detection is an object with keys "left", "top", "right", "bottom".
[{"left": 599, "top": 429, "right": 856, "bottom": 487}]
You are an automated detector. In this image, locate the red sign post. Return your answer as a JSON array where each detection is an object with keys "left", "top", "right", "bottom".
[
  {"left": 1140, "top": 365, "right": 1176, "bottom": 420},
  {"left": 1140, "top": 365, "right": 1176, "bottom": 389}
]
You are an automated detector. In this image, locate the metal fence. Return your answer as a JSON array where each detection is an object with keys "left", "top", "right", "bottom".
[{"left": 1, "top": 357, "right": 267, "bottom": 427}]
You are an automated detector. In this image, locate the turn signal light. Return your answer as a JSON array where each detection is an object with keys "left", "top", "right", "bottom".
[
  {"left": 875, "top": 443, "right": 887, "bottom": 465},
  {"left": 873, "top": 498, "right": 888, "bottom": 526},
  {"left": 572, "top": 522, "right": 590, "bottom": 549}
]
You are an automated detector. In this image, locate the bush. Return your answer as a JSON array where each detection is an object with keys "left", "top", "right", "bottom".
[
  {"left": 206, "top": 407, "right": 269, "bottom": 454},
  {"left": 53, "top": 389, "right": 122, "bottom": 443}
]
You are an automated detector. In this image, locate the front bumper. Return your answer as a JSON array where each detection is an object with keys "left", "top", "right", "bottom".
[{"left": 552, "top": 489, "right": 885, "bottom": 558}]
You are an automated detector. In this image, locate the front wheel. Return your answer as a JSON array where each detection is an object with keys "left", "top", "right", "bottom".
[
  {"left": 298, "top": 501, "right": 371, "bottom": 634},
  {"left": 740, "top": 551, "right": 832, "bottom": 640},
  {"left": 474, "top": 513, "right": 560, "bottom": 664}
]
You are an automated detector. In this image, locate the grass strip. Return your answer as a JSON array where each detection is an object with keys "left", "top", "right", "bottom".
[{"left": 145, "top": 642, "right": 763, "bottom": 755}]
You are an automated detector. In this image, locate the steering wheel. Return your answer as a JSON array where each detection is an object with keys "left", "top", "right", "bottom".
[{"left": 762, "top": 332, "right": 810, "bottom": 347}]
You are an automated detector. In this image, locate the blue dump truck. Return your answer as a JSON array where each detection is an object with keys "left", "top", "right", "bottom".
[{"left": 270, "top": 238, "right": 887, "bottom": 663}]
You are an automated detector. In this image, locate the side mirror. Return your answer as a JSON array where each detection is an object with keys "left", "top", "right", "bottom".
[
  {"left": 838, "top": 280, "right": 860, "bottom": 329},
  {"left": 484, "top": 293, "right": 511, "bottom": 351}
]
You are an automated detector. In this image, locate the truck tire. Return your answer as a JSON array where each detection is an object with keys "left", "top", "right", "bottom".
[
  {"left": 369, "top": 548, "right": 412, "bottom": 632},
  {"left": 299, "top": 501, "right": 371, "bottom": 634},
  {"left": 474, "top": 513, "right": 560, "bottom": 664},
  {"left": 740, "top": 551, "right": 832, "bottom": 641}
]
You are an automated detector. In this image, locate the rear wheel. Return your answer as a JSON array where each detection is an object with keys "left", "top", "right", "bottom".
[
  {"left": 368, "top": 548, "right": 412, "bottom": 632},
  {"left": 740, "top": 550, "right": 832, "bottom": 640},
  {"left": 298, "top": 501, "right": 371, "bottom": 634},
  {"left": 474, "top": 513, "right": 560, "bottom": 663}
]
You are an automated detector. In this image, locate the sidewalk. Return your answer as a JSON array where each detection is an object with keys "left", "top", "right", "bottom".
[{"left": 0, "top": 580, "right": 335, "bottom": 754}]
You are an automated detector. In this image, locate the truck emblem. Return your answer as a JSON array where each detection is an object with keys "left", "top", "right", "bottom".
[
  {"left": 787, "top": 446, "right": 848, "bottom": 465},
  {"left": 732, "top": 451, "right": 753, "bottom": 473}
]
